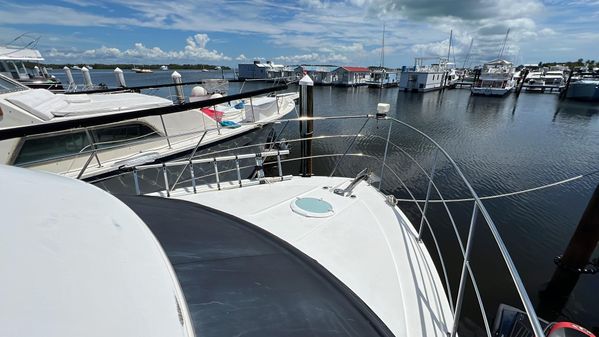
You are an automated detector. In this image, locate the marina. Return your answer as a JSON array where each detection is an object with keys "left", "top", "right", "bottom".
[{"left": 1, "top": 1, "right": 599, "bottom": 337}]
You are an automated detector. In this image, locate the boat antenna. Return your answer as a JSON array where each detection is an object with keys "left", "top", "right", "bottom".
[
  {"left": 462, "top": 38, "right": 474, "bottom": 68},
  {"left": 497, "top": 28, "right": 510, "bottom": 59}
]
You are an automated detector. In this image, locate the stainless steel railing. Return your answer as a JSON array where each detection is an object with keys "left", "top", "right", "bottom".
[{"left": 90, "top": 113, "right": 545, "bottom": 337}]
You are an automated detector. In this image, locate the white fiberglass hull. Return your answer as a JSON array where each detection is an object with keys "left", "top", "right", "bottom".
[{"left": 471, "top": 86, "right": 513, "bottom": 96}]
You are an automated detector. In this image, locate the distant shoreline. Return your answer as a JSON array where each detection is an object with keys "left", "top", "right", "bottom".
[{"left": 39, "top": 63, "right": 232, "bottom": 71}]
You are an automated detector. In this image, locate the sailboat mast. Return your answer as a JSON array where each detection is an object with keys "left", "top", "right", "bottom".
[
  {"left": 462, "top": 38, "right": 473, "bottom": 68},
  {"left": 498, "top": 28, "right": 510, "bottom": 59},
  {"left": 447, "top": 29, "right": 452, "bottom": 62},
  {"left": 380, "top": 23, "right": 385, "bottom": 68}
]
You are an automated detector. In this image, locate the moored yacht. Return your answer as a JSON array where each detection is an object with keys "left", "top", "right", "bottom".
[
  {"left": 0, "top": 45, "right": 64, "bottom": 92},
  {"left": 0, "top": 74, "right": 298, "bottom": 179},
  {"left": 471, "top": 59, "right": 516, "bottom": 96}
]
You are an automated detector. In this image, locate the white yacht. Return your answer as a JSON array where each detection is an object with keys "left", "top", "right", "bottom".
[
  {"left": 160, "top": 65, "right": 169, "bottom": 71},
  {"left": 471, "top": 59, "right": 516, "bottom": 96},
  {"left": 0, "top": 74, "right": 298, "bottom": 179},
  {"left": 0, "top": 45, "right": 64, "bottom": 91}
]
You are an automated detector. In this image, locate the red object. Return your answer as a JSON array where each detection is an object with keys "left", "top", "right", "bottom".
[
  {"left": 546, "top": 322, "right": 595, "bottom": 337},
  {"left": 200, "top": 107, "right": 224, "bottom": 122},
  {"left": 340, "top": 66, "right": 370, "bottom": 72}
]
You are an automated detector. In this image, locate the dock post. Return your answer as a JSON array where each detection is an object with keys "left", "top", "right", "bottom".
[
  {"left": 63, "top": 66, "right": 75, "bottom": 91},
  {"left": 171, "top": 71, "right": 185, "bottom": 104},
  {"left": 299, "top": 74, "right": 314, "bottom": 177},
  {"left": 114, "top": 67, "right": 127, "bottom": 87},
  {"left": 539, "top": 183, "right": 599, "bottom": 321},
  {"left": 557, "top": 184, "right": 599, "bottom": 271},
  {"left": 560, "top": 69, "right": 574, "bottom": 100},
  {"left": 81, "top": 66, "right": 93, "bottom": 89},
  {"left": 516, "top": 69, "right": 528, "bottom": 96}
]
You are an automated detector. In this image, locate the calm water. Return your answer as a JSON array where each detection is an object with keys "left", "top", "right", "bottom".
[{"left": 54, "top": 69, "right": 599, "bottom": 334}]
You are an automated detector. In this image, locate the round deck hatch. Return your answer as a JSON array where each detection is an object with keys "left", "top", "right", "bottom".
[{"left": 291, "top": 197, "right": 334, "bottom": 218}]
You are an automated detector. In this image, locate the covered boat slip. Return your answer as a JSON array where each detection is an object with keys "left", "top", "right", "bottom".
[
  {"left": 165, "top": 176, "right": 454, "bottom": 337},
  {"left": 120, "top": 194, "right": 395, "bottom": 337}
]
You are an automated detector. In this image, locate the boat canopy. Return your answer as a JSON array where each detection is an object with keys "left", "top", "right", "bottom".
[
  {"left": 0, "top": 46, "right": 44, "bottom": 61},
  {"left": 0, "top": 165, "right": 195, "bottom": 337}
]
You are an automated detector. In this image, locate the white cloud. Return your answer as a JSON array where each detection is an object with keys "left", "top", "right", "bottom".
[
  {"left": 46, "top": 33, "right": 231, "bottom": 62},
  {"left": 236, "top": 54, "right": 247, "bottom": 61}
]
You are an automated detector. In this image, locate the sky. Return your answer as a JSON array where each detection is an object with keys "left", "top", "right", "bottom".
[{"left": 0, "top": 0, "right": 598, "bottom": 67}]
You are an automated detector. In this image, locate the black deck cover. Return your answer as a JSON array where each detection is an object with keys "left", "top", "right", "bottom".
[{"left": 118, "top": 195, "right": 394, "bottom": 337}]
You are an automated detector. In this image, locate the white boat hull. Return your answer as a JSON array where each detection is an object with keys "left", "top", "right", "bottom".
[{"left": 471, "top": 86, "right": 513, "bottom": 96}]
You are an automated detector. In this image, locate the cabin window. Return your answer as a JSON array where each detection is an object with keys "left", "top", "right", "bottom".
[
  {"left": 14, "top": 131, "right": 90, "bottom": 165},
  {"left": 13, "top": 123, "right": 160, "bottom": 165},
  {"left": 93, "top": 123, "right": 158, "bottom": 149}
]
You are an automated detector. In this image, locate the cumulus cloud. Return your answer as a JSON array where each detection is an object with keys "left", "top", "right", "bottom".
[
  {"left": 273, "top": 52, "right": 348, "bottom": 64},
  {"left": 46, "top": 33, "right": 231, "bottom": 62}
]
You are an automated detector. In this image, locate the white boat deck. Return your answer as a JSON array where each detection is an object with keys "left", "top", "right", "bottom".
[{"left": 171, "top": 176, "right": 454, "bottom": 337}]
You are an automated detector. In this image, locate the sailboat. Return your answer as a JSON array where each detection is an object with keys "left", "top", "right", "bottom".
[
  {"left": 367, "top": 24, "right": 399, "bottom": 88},
  {"left": 471, "top": 29, "right": 516, "bottom": 96}
]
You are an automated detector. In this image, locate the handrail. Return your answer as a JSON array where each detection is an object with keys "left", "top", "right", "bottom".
[{"left": 86, "top": 113, "right": 544, "bottom": 337}]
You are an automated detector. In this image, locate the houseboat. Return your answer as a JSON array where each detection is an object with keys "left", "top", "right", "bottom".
[
  {"left": 331, "top": 66, "right": 370, "bottom": 86},
  {"left": 294, "top": 65, "right": 337, "bottom": 85},
  {"left": 366, "top": 68, "right": 400, "bottom": 88},
  {"left": 399, "top": 58, "right": 450, "bottom": 92},
  {"left": 238, "top": 61, "right": 284, "bottom": 80},
  {"left": 471, "top": 59, "right": 516, "bottom": 96}
]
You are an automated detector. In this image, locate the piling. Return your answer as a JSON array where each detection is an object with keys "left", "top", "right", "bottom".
[
  {"left": 114, "top": 67, "right": 127, "bottom": 87},
  {"left": 63, "top": 66, "right": 75, "bottom": 90},
  {"left": 81, "top": 67, "right": 93, "bottom": 88},
  {"left": 516, "top": 69, "right": 529, "bottom": 96},
  {"left": 560, "top": 69, "right": 575, "bottom": 100},
  {"left": 171, "top": 71, "right": 185, "bottom": 104},
  {"left": 539, "top": 183, "right": 599, "bottom": 320},
  {"left": 558, "top": 184, "right": 599, "bottom": 271},
  {"left": 299, "top": 74, "right": 314, "bottom": 177}
]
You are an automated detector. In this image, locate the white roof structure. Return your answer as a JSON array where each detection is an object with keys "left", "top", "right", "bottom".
[
  {"left": 0, "top": 46, "right": 44, "bottom": 61},
  {"left": 0, "top": 165, "right": 195, "bottom": 337}
]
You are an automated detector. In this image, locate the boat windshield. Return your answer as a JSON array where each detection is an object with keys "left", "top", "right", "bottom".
[{"left": 0, "top": 74, "right": 27, "bottom": 94}]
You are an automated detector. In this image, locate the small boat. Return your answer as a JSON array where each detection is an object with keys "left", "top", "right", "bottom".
[
  {"left": 133, "top": 68, "right": 153, "bottom": 73},
  {"left": 160, "top": 65, "right": 168, "bottom": 71},
  {"left": 71, "top": 65, "right": 81, "bottom": 70},
  {"left": 470, "top": 59, "right": 516, "bottom": 96},
  {"left": 366, "top": 25, "right": 400, "bottom": 89}
]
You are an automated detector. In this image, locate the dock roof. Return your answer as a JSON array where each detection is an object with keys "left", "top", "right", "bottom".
[{"left": 338, "top": 66, "right": 370, "bottom": 72}]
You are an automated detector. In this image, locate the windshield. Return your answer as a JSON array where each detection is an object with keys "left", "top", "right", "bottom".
[{"left": 0, "top": 74, "right": 27, "bottom": 94}]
